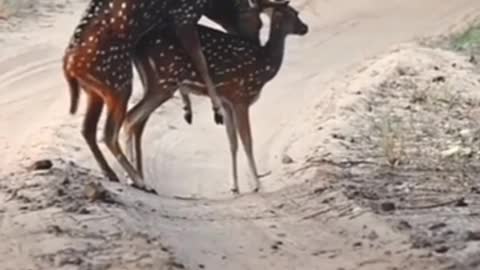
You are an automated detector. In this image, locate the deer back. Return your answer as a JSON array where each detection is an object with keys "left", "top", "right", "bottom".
[{"left": 136, "top": 25, "right": 276, "bottom": 100}]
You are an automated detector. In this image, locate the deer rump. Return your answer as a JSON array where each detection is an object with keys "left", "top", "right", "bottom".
[{"left": 134, "top": 23, "right": 270, "bottom": 100}]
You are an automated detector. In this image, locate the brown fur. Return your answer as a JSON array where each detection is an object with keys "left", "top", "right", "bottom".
[
  {"left": 63, "top": 0, "right": 264, "bottom": 191},
  {"left": 124, "top": 3, "right": 308, "bottom": 193}
]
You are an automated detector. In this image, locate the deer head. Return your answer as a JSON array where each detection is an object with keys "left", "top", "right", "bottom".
[
  {"left": 231, "top": 0, "right": 267, "bottom": 44},
  {"left": 269, "top": 1, "right": 309, "bottom": 36}
]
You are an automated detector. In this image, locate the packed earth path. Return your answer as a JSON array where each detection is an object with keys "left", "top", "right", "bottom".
[{"left": 1, "top": 0, "right": 480, "bottom": 269}]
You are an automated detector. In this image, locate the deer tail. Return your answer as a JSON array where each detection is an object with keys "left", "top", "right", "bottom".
[{"left": 67, "top": 76, "right": 80, "bottom": 115}]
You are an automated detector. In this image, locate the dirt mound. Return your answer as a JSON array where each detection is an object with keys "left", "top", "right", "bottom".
[
  {"left": 296, "top": 44, "right": 480, "bottom": 269},
  {"left": 0, "top": 159, "right": 180, "bottom": 270}
]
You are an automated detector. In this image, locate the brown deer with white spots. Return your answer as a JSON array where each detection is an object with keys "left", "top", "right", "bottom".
[
  {"left": 63, "top": 0, "right": 265, "bottom": 192},
  {"left": 124, "top": 1, "right": 308, "bottom": 193}
]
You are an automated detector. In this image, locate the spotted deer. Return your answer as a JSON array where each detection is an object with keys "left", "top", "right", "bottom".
[
  {"left": 63, "top": 0, "right": 265, "bottom": 192},
  {"left": 124, "top": 1, "right": 308, "bottom": 193}
]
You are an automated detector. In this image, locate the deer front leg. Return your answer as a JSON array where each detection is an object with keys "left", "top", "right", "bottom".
[
  {"left": 223, "top": 102, "right": 239, "bottom": 194},
  {"left": 124, "top": 89, "right": 174, "bottom": 177},
  {"left": 175, "top": 24, "right": 224, "bottom": 125},
  {"left": 233, "top": 103, "right": 262, "bottom": 193}
]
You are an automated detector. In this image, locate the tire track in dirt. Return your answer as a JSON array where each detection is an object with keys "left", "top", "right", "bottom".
[{"left": 0, "top": 43, "right": 67, "bottom": 171}]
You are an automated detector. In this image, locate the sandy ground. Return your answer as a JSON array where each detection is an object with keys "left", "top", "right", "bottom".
[{"left": 1, "top": 0, "right": 480, "bottom": 269}]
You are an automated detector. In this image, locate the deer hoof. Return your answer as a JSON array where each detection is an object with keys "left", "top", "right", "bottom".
[
  {"left": 184, "top": 112, "right": 192, "bottom": 124},
  {"left": 130, "top": 182, "right": 157, "bottom": 194},
  {"left": 214, "top": 112, "right": 224, "bottom": 125},
  {"left": 231, "top": 187, "right": 240, "bottom": 194},
  {"left": 253, "top": 187, "right": 260, "bottom": 193},
  {"left": 105, "top": 171, "right": 120, "bottom": 182},
  {"left": 145, "top": 187, "right": 158, "bottom": 195}
]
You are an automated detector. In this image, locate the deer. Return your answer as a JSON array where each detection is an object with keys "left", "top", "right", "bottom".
[
  {"left": 63, "top": 0, "right": 266, "bottom": 192},
  {"left": 124, "top": 1, "right": 309, "bottom": 193}
]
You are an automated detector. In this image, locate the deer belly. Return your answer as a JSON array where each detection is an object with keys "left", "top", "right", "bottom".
[
  {"left": 180, "top": 80, "right": 207, "bottom": 96},
  {"left": 180, "top": 80, "right": 231, "bottom": 97}
]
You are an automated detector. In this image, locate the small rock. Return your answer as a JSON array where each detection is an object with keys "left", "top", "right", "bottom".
[
  {"left": 471, "top": 187, "right": 480, "bottom": 194},
  {"left": 332, "top": 133, "right": 346, "bottom": 140},
  {"left": 56, "top": 188, "right": 65, "bottom": 197},
  {"left": 46, "top": 225, "right": 63, "bottom": 235},
  {"left": 380, "top": 201, "right": 396, "bottom": 212},
  {"left": 412, "top": 238, "right": 433, "bottom": 249},
  {"left": 460, "top": 129, "right": 472, "bottom": 138},
  {"left": 429, "top": 222, "right": 447, "bottom": 231},
  {"left": 271, "top": 241, "right": 283, "bottom": 250},
  {"left": 84, "top": 181, "right": 109, "bottom": 202},
  {"left": 353, "top": 241, "right": 362, "bottom": 247},
  {"left": 432, "top": 75, "right": 446, "bottom": 83},
  {"left": 418, "top": 252, "right": 433, "bottom": 258},
  {"left": 455, "top": 198, "right": 468, "bottom": 207},
  {"left": 328, "top": 254, "right": 337, "bottom": 259},
  {"left": 55, "top": 256, "right": 83, "bottom": 267},
  {"left": 198, "top": 264, "right": 205, "bottom": 269},
  {"left": 469, "top": 55, "right": 477, "bottom": 64},
  {"left": 31, "top": 159, "right": 53, "bottom": 171},
  {"left": 397, "top": 67, "right": 407, "bottom": 76},
  {"left": 281, "top": 154, "right": 294, "bottom": 164},
  {"left": 367, "top": 230, "right": 379, "bottom": 241},
  {"left": 61, "top": 177, "right": 70, "bottom": 185},
  {"left": 434, "top": 246, "right": 449, "bottom": 254},
  {"left": 275, "top": 203, "right": 285, "bottom": 209},
  {"left": 322, "top": 197, "right": 335, "bottom": 204},
  {"left": 462, "top": 147, "right": 473, "bottom": 157},
  {"left": 313, "top": 187, "right": 327, "bottom": 194},
  {"left": 465, "top": 231, "right": 480, "bottom": 241},
  {"left": 442, "top": 230, "right": 455, "bottom": 237},
  {"left": 168, "top": 261, "right": 185, "bottom": 269},
  {"left": 441, "top": 146, "right": 461, "bottom": 158},
  {"left": 77, "top": 207, "right": 91, "bottom": 215}
]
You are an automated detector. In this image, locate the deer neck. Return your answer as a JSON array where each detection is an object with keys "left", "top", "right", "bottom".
[{"left": 263, "top": 23, "right": 287, "bottom": 79}]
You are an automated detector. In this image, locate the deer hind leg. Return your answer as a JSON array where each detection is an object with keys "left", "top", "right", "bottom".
[
  {"left": 176, "top": 25, "right": 224, "bottom": 125},
  {"left": 179, "top": 87, "right": 193, "bottom": 124},
  {"left": 124, "top": 86, "right": 175, "bottom": 176},
  {"left": 101, "top": 82, "right": 151, "bottom": 191},
  {"left": 223, "top": 102, "right": 239, "bottom": 194},
  {"left": 81, "top": 90, "right": 120, "bottom": 182},
  {"left": 233, "top": 103, "right": 262, "bottom": 193}
]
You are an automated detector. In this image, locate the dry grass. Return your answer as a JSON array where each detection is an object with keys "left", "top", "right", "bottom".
[{"left": 332, "top": 46, "right": 480, "bottom": 269}]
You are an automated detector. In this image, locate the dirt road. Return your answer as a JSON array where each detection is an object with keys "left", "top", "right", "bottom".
[{"left": 1, "top": 0, "right": 480, "bottom": 269}]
